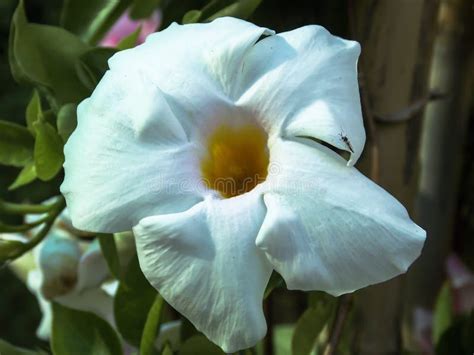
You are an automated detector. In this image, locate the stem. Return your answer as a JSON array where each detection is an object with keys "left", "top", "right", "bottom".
[
  {"left": 0, "top": 199, "right": 56, "bottom": 215},
  {"left": 0, "top": 214, "right": 51, "bottom": 232},
  {"left": 140, "top": 295, "right": 164, "bottom": 355},
  {"left": 8, "top": 196, "right": 66, "bottom": 260},
  {"left": 323, "top": 294, "right": 353, "bottom": 355}
]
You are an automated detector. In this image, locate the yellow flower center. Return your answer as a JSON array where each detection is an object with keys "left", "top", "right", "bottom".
[{"left": 201, "top": 124, "right": 269, "bottom": 198}]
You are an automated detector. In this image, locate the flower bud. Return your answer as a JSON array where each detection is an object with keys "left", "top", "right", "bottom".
[{"left": 37, "top": 235, "right": 81, "bottom": 299}]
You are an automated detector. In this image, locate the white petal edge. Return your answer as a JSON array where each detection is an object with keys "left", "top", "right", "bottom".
[
  {"left": 27, "top": 270, "right": 52, "bottom": 340},
  {"left": 133, "top": 191, "right": 272, "bottom": 353},
  {"left": 257, "top": 138, "right": 426, "bottom": 295},
  {"left": 56, "top": 288, "right": 115, "bottom": 326},
  {"left": 237, "top": 25, "right": 365, "bottom": 165},
  {"left": 61, "top": 73, "right": 208, "bottom": 232},
  {"left": 108, "top": 17, "right": 274, "bottom": 141},
  {"left": 75, "top": 239, "right": 109, "bottom": 292}
]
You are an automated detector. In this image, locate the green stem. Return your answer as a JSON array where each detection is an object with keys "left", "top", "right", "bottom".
[
  {"left": 0, "top": 199, "right": 56, "bottom": 215},
  {"left": 140, "top": 294, "right": 165, "bottom": 355},
  {"left": 323, "top": 294, "right": 353, "bottom": 355},
  {"left": 8, "top": 196, "right": 66, "bottom": 260},
  {"left": 0, "top": 214, "right": 50, "bottom": 232}
]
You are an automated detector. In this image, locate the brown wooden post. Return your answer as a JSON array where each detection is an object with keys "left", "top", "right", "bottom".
[
  {"left": 351, "top": 0, "right": 439, "bottom": 353},
  {"left": 403, "top": 0, "right": 474, "bottom": 350}
]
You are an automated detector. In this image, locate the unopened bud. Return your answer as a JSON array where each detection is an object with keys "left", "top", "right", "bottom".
[{"left": 38, "top": 235, "right": 81, "bottom": 299}]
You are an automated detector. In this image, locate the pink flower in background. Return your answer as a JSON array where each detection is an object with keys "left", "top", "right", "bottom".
[
  {"left": 101, "top": 10, "right": 161, "bottom": 47},
  {"left": 446, "top": 254, "right": 474, "bottom": 313}
]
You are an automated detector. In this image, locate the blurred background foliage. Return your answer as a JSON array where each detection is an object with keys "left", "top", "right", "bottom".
[{"left": 0, "top": 0, "right": 473, "bottom": 354}]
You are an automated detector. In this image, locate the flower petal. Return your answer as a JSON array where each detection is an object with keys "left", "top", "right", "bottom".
[
  {"left": 75, "top": 239, "right": 109, "bottom": 292},
  {"left": 27, "top": 270, "right": 52, "bottom": 340},
  {"left": 257, "top": 139, "right": 425, "bottom": 295},
  {"left": 133, "top": 192, "right": 272, "bottom": 353},
  {"left": 238, "top": 25, "right": 364, "bottom": 165},
  {"left": 61, "top": 71, "right": 208, "bottom": 233},
  {"left": 108, "top": 17, "right": 273, "bottom": 139},
  {"left": 56, "top": 288, "right": 115, "bottom": 325}
]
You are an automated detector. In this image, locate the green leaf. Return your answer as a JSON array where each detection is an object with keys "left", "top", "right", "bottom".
[
  {"left": 140, "top": 295, "right": 165, "bottom": 355},
  {"left": 199, "top": 0, "right": 226, "bottom": 19},
  {"left": 264, "top": 271, "right": 284, "bottom": 299},
  {"left": 117, "top": 26, "right": 142, "bottom": 50},
  {"left": 433, "top": 281, "right": 453, "bottom": 345},
  {"left": 161, "top": 343, "right": 173, "bottom": 355},
  {"left": 179, "top": 0, "right": 262, "bottom": 25},
  {"left": 9, "top": 161, "right": 37, "bottom": 190},
  {"left": 98, "top": 233, "right": 122, "bottom": 280},
  {"left": 292, "top": 292, "right": 336, "bottom": 355},
  {"left": 10, "top": 0, "right": 91, "bottom": 104},
  {"left": 0, "top": 120, "right": 34, "bottom": 167},
  {"left": 52, "top": 302, "right": 122, "bottom": 355},
  {"left": 161, "top": 0, "right": 204, "bottom": 28},
  {"left": 76, "top": 47, "right": 117, "bottom": 92},
  {"left": 61, "top": 0, "right": 132, "bottom": 44},
  {"left": 205, "top": 0, "right": 262, "bottom": 21},
  {"left": 0, "top": 339, "right": 46, "bottom": 355},
  {"left": 274, "top": 324, "right": 296, "bottom": 355},
  {"left": 130, "top": 0, "right": 162, "bottom": 19},
  {"left": 25, "top": 90, "right": 42, "bottom": 135},
  {"left": 114, "top": 255, "right": 158, "bottom": 347},
  {"left": 57, "top": 103, "right": 78, "bottom": 142},
  {"left": 8, "top": 2, "right": 24, "bottom": 86},
  {"left": 182, "top": 10, "right": 202, "bottom": 24},
  {"left": 179, "top": 336, "right": 223, "bottom": 355},
  {"left": 33, "top": 121, "right": 64, "bottom": 181}
]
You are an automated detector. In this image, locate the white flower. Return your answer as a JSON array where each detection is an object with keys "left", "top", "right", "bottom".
[
  {"left": 61, "top": 17, "right": 426, "bottom": 352},
  {"left": 5, "top": 210, "right": 132, "bottom": 340},
  {"left": 27, "top": 227, "right": 115, "bottom": 339}
]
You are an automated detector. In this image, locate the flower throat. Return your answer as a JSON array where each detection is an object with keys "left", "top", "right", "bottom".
[{"left": 201, "top": 124, "right": 269, "bottom": 198}]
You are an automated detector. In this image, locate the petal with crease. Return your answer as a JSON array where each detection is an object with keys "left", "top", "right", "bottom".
[
  {"left": 238, "top": 25, "right": 364, "bottom": 164},
  {"left": 257, "top": 139, "right": 425, "bottom": 295},
  {"left": 61, "top": 72, "right": 208, "bottom": 233},
  {"left": 133, "top": 191, "right": 272, "bottom": 353},
  {"left": 109, "top": 17, "right": 273, "bottom": 140}
]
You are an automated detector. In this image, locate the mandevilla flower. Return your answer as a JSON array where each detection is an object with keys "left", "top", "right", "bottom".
[
  {"left": 27, "top": 238, "right": 118, "bottom": 340},
  {"left": 61, "top": 17, "right": 426, "bottom": 352},
  {"left": 3, "top": 210, "right": 121, "bottom": 340}
]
